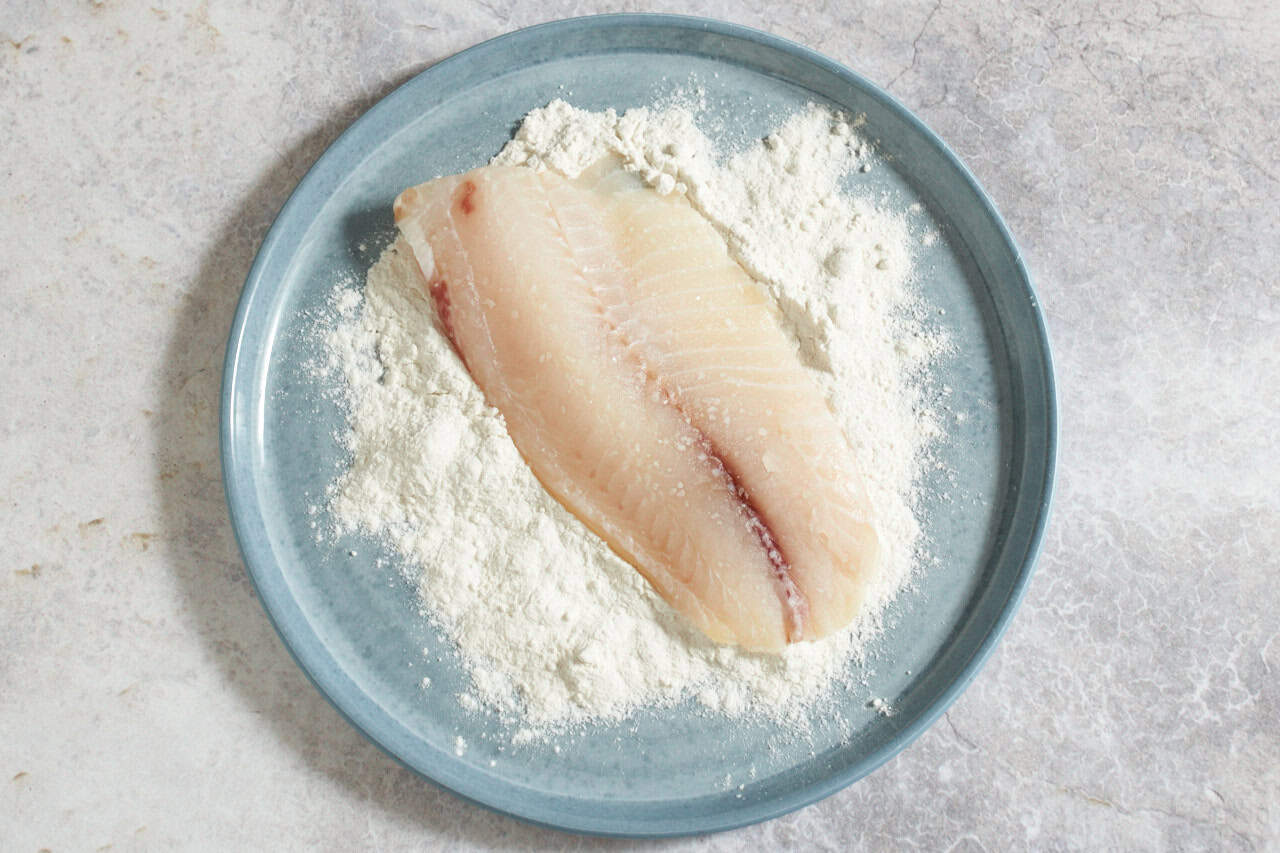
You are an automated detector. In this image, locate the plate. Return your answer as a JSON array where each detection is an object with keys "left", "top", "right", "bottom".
[{"left": 221, "top": 14, "right": 1055, "bottom": 837}]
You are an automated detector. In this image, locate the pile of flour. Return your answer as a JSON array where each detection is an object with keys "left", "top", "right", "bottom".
[{"left": 321, "top": 99, "right": 945, "bottom": 733}]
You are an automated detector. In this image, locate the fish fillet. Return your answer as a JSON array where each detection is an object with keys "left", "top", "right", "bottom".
[{"left": 393, "top": 159, "right": 879, "bottom": 652}]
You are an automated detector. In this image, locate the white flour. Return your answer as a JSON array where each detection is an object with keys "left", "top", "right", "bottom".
[{"left": 322, "top": 99, "right": 944, "bottom": 733}]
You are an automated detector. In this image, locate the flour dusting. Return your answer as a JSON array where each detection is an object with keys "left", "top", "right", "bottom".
[{"left": 321, "top": 98, "right": 945, "bottom": 734}]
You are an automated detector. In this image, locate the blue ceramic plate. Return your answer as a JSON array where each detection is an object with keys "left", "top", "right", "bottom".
[{"left": 221, "top": 14, "right": 1055, "bottom": 837}]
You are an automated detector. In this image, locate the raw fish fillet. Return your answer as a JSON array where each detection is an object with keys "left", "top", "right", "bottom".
[{"left": 394, "top": 160, "right": 879, "bottom": 652}]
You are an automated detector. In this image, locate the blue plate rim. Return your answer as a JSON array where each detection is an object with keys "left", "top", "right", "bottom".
[{"left": 220, "top": 12, "right": 1057, "bottom": 838}]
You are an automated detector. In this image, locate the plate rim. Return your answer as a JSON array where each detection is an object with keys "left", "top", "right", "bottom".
[{"left": 220, "top": 12, "right": 1057, "bottom": 838}]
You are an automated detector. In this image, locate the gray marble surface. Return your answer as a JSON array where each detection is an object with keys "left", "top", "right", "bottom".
[{"left": 3, "top": 1, "right": 1277, "bottom": 849}]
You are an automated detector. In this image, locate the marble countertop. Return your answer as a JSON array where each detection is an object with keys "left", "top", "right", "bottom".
[{"left": 3, "top": 1, "right": 1277, "bottom": 849}]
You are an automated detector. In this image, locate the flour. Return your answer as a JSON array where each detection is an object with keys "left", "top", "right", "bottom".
[{"left": 322, "top": 98, "right": 945, "bottom": 734}]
